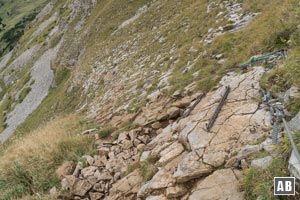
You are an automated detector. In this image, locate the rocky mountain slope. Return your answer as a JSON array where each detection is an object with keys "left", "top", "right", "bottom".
[{"left": 0, "top": 0, "right": 300, "bottom": 199}]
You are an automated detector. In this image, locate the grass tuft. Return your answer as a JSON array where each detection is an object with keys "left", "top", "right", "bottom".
[
  {"left": 98, "top": 126, "right": 115, "bottom": 138},
  {"left": 0, "top": 114, "right": 95, "bottom": 199},
  {"left": 141, "top": 156, "right": 156, "bottom": 181}
]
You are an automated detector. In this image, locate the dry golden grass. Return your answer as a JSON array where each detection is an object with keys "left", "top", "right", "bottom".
[{"left": 0, "top": 114, "right": 95, "bottom": 199}]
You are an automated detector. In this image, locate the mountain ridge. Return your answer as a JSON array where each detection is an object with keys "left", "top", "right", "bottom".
[{"left": 0, "top": 0, "right": 299, "bottom": 199}]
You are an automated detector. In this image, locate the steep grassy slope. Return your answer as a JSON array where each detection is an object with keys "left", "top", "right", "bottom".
[
  {"left": 0, "top": 0, "right": 49, "bottom": 55},
  {"left": 0, "top": 0, "right": 299, "bottom": 199},
  {"left": 0, "top": 115, "right": 96, "bottom": 199}
]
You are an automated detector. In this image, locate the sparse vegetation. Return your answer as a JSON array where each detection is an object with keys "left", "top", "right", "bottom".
[
  {"left": 1, "top": 0, "right": 300, "bottom": 199},
  {"left": 242, "top": 133, "right": 293, "bottom": 200},
  {"left": 113, "top": 121, "right": 139, "bottom": 140},
  {"left": 242, "top": 158, "right": 289, "bottom": 200},
  {"left": 127, "top": 98, "right": 147, "bottom": 113},
  {"left": 17, "top": 87, "right": 31, "bottom": 104},
  {"left": 98, "top": 126, "right": 115, "bottom": 138},
  {"left": 141, "top": 156, "right": 156, "bottom": 181},
  {"left": 0, "top": 114, "right": 96, "bottom": 199}
]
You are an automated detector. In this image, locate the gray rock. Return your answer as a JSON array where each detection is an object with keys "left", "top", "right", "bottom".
[
  {"left": 189, "top": 169, "right": 244, "bottom": 200},
  {"left": 251, "top": 156, "right": 273, "bottom": 169},
  {"left": 166, "top": 185, "right": 187, "bottom": 198},
  {"left": 158, "top": 142, "right": 184, "bottom": 165},
  {"left": 93, "top": 182, "right": 105, "bottom": 192},
  {"left": 173, "top": 151, "right": 213, "bottom": 183},
  {"left": 61, "top": 175, "right": 77, "bottom": 190},
  {"left": 172, "top": 90, "right": 182, "bottom": 98},
  {"left": 284, "top": 86, "right": 300, "bottom": 104},
  {"left": 151, "top": 121, "right": 162, "bottom": 129},
  {"left": 73, "top": 179, "right": 93, "bottom": 196},
  {"left": 137, "top": 143, "right": 146, "bottom": 152},
  {"left": 215, "top": 54, "right": 224, "bottom": 60},
  {"left": 289, "top": 112, "right": 300, "bottom": 132},
  {"left": 140, "top": 151, "right": 151, "bottom": 162},
  {"left": 289, "top": 150, "right": 300, "bottom": 180},
  {"left": 81, "top": 166, "right": 98, "bottom": 178},
  {"left": 138, "top": 169, "right": 175, "bottom": 198},
  {"left": 96, "top": 171, "right": 113, "bottom": 181},
  {"left": 167, "top": 107, "right": 182, "bottom": 119},
  {"left": 82, "top": 155, "right": 95, "bottom": 166},
  {"left": 146, "top": 195, "right": 167, "bottom": 200},
  {"left": 49, "top": 186, "right": 58, "bottom": 196},
  {"left": 89, "top": 192, "right": 104, "bottom": 200},
  {"left": 73, "top": 162, "right": 83, "bottom": 177},
  {"left": 188, "top": 129, "right": 213, "bottom": 151}
]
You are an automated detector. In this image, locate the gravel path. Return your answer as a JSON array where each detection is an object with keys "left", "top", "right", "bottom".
[
  {"left": 0, "top": 43, "right": 61, "bottom": 143},
  {"left": 2, "top": 46, "right": 41, "bottom": 85}
]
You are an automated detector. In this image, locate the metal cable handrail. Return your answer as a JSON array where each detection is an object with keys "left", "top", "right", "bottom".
[
  {"left": 263, "top": 89, "right": 300, "bottom": 163},
  {"left": 240, "top": 49, "right": 287, "bottom": 70},
  {"left": 283, "top": 118, "right": 300, "bottom": 163}
]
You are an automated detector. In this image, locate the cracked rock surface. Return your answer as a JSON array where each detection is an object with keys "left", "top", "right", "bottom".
[{"left": 60, "top": 67, "right": 274, "bottom": 199}]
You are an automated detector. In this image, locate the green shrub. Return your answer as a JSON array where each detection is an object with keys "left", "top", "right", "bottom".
[
  {"left": 286, "top": 97, "right": 300, "bottom": 117},
  {"left": 259, "top": 67, "right": 290, "bottom": 94},
  {"left": 242, "top": 158, "right": 289, "bottom": 200},
  {"left": 98, "top": 126, "right": 115, "bottom": 138},
  {"left": 141, "top": 157, "right": 156, "bottom": 181},
  {"left": 196, "top": 77, "right": 218, "bottom": 93}
]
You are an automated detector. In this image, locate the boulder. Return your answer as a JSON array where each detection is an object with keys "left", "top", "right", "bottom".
[
  {"left": 128, "top": 129, "right": 138, "bottom": 141},
  {"left": 178, "top": 121, "right": 198, "bottom": 150},
  {"left": 73, "top": 162, "right": 83, "bottom": 177},
  {"left": 110, "top": 170, "right": 143, "bottom": 196},
  {"left": 95, "top": 171, "right": 113, "bottom": 181},
  {"left": 158, "top": 141, "right": 185, "bottom": 165},
  {"left": 146, "top": 195, "right": 168, "bottom": 200},
  {"left": 73, "top": 179, "right": 93, "bottom": 196},
  {"left": 225, "top": 144, "right": 262, "bottom": 167},
  {"left": 251, "top": 156, "right": 273, "bottom": 169},
  {"left": 151, "top": 142, "right": 172, "bottom": 158},
  {"left": 81, "top": 166, "right": 98, "bottom": 178},
  {"left": 87, "top": 175, "right": 98, "bottom": 185},
  {"left": 166, "top": 185, "right": 187, "bottom": 198},
  {"left": 61, "top": 175, "right": 77, "bottom": 190},
  {"left": 137, "top": 144, "right": 146, "bottom": 152},
  {"left": 151, "top": 122, "right": 162, "bottom": 129},
  {"left": 189, "top": 169, "right": 244, "bottom": 200},
  {"left": 173, "top": 151, "right": 213, "bottom": 183},
  {"left": 140, "top": 151, "right": 151, "bottom": 162},
  {"left": 172, "top": 90, "right": 182, "bottom": 98},
  {"left": 188, "top": 129, "right": 214, "bottom": 150},
  {"left": 138, "top": 169, "right": 175, "bottom": 198},
  {"left": 93, "top": 182, "right": 105, "bottom": 192},
  {"left": 138, "top": 135, "right": 150, "bottom": 144},
  {"left": 89, "top": 192, "right": 104, "bottom": 200},
  {"left": 167, "top": 107, "right": 181, "bottom": 119},
  {"left": 82, "top": 155, "right": 95, "bottom": 166},
  {"left": 49, "top": 186, "right": 58, "bottom": 196},
  {"left": 284, "top": 86, "right": 300, "bottom": 104},
  {"left": 122, "top": 139, "right": 134, "bottom": 149},
  {"left": 93, "top": 158, "right": 106, "bottom": 167},
  {"left": 289, "top": 112, "right": 300, "bottom": 132},
  {"left": 203, "top": 151, "right": 227, "bottom": 167}
]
